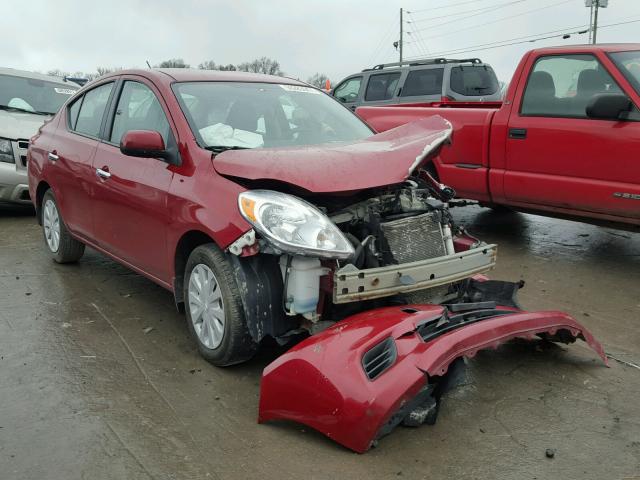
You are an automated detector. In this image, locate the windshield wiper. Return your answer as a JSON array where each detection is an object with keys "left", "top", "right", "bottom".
[
  {"left": 204, "top": 145, "right": 251, "bottom": 154},
  {"left": 0, "top": 104, "right": 54, "bottom": 116}
]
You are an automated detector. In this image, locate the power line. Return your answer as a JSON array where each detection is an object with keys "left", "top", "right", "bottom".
[
  {"left": 413, "top": 0, "right": 575, "bottom": 37},
  {"left": 407, "top": 0, "right": 527, "bottom": 24},
  {"left": 407, "top": 12, "right": 430, "bottom": 56},
  {"left": 405, "top": 23, "right": 590, "bottom": 59},
  {"left": 408, "top": 0, "right": 498, "bottom": 14},
  {"left": 403, "top": 18, "right": 640, "bottom": 60}
]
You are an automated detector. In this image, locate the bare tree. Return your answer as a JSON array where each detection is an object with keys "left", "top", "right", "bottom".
[
  {"left": 218, "top": 64, "right": 237, "bottom": 71},
  {"left": 307, "top": 73, "right": 329, "bottom": 88},
  {"left": 156, "top": 58, "right": 190, "bottom": 68},
  {"left": 237, "top": 57, "right": 282, "bottom": 76},
  {"left": 198, "top": 60, "right": 217, "bottom": 70}
]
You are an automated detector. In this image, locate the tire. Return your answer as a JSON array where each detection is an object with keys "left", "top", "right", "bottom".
[
  {"left": 41, "top": 189, "right": 85, "bottom": 263},
  {"left": 184, "top": 243, "right": 257, "bottom": 366}
]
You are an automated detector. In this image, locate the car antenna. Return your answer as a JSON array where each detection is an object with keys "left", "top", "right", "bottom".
[{"left": 146, "top": 60, "right": 152, "bottom": 69}]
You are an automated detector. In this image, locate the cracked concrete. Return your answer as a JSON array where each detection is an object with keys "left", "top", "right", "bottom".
[{"left": 1, "top": 205, "right": 639, "bottom": 479}]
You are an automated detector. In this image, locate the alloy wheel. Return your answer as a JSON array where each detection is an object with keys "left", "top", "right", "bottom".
[{"left": 43, "top": 199, "right": 61, "bottom": 253}]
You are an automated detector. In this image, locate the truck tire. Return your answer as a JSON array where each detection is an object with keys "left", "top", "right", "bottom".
[
  {"left": 184, "top": 244, "right": 258, "bottom": 366},
  {"left": 41, "top": 189, "right": 85, "bottom": 263}
]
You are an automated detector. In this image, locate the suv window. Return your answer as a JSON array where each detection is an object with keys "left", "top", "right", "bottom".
[
  {"left": 450, "top": 66, "right": 499, "bottom": 96},
  {"left": 365, "top": 72, "right": 401, "bottom": 101},
  {"left": 334, "top": 77, "right": 362, "bottom": 103},
  {"left": 110, "top": 81, "right": 171, "bottom": 145},
  {"left": 74, "top": 82, "right": 114, "bottom": 137},
  {"left": 521, "top": 54, "right": 622, "bottom": 118},
  {"left": 401, "top": 68, "right": 444, "bottom": 97}
]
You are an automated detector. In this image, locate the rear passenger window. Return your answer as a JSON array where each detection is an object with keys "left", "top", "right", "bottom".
[
  {"left": 401, "top": 68, "right": 443, "bottom": 97},
  {"left": 74, "top": 82, "right": 114, "bottom": 137},
  {"left": 521, "top": 55, "right": 622, "bottom": 118},
  {"left": 365, "top": 72, "right": 401, "bottom": 101},
  {"left": 67, "top": 97, "right": 82, "bottom": 130},
  {"left": 450, "top": 66, "right": 499, "bottom": 96},
  {"left": 110, "top": 81, "right": 171, "bottom": 145}
]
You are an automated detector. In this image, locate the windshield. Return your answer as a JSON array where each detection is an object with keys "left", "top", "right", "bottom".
[
  {"left": 609, "top": 50, "right": 640, "bottom": 95},
  {"left": 172, "top": 82, "right": 373, "bottom": 150},
  {"left": 0, "top": 74, "right": 77, "bottom": 115}
]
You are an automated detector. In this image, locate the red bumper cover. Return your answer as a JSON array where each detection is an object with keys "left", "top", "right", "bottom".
[{"left": 258, "top": 304, "right": 606, "bottom": 453}]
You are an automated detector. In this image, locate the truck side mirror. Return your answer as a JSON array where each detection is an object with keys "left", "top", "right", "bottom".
[{"left": 586, "top": 93, "right": 633, "bottom": 120}]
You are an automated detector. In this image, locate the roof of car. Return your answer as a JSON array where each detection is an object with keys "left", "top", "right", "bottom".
[
  {"left": 98, "top": 68, "right": 308, "bottom": 87},
  {"left": 532, "top": 43, "right": 640, "bottom": 54},
  {"left": 0, "top": 67, "right": 80, "bottom": 87}
]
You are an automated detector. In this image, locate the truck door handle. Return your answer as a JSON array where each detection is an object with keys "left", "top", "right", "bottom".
[
  {"left": 47, "top": 151, "right": 59, "bottom": 162},
  {"left": 96, "top": 167, "right": 111, "bottom": 179},
  {"left": 509, "top": 128, "right": 527, "bottom": 139}
]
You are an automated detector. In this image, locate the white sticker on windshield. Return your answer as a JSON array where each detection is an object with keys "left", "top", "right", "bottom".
[
  {"left": 279, "top": 84, "right": 321, "bottom": 94},
  {"left": 54, "top": 88, "right": 76, "bottom": 95}
]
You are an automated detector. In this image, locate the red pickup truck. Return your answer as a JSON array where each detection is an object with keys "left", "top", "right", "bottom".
[{"left": 358, "top": 44, "right": 640, "bottom": 228}]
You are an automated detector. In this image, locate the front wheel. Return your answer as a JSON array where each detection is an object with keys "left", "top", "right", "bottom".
[
  {"left": 184, "top": 244, "right": 257, "bottom": 366},
  {"left": 41, "top": 190, "right": 85, "bottom": 263}
]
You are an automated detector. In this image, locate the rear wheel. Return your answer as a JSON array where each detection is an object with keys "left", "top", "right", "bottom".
[
  {"left": 184, "top": 244, "right": 257, "bottom": 366},
  {"left": 42, "top": 190, "right": 85, "bottom": 263}
]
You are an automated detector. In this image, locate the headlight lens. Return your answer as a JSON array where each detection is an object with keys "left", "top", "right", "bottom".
[
  {"left": 238, "top": 190, "right": 354, "bottom": 259},
  {"left": 0, "top": 138, "right": 14, "bottom": 163}
]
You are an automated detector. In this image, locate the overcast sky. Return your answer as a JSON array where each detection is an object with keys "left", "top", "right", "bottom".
[{"left": 5, "top": 0, "right": 640, "bottom": 84}]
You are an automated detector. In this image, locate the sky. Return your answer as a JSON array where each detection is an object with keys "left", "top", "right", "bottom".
[{"left": 4, "top": 0, "right": 640, "bottom": 84}]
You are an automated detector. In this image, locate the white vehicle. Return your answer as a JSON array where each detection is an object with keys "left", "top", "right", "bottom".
[{"left": 0, "top": 68, "right": 78, "bottom": 205}]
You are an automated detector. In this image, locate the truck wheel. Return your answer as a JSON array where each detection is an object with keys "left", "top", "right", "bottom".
[
  {"left": 41, "top": 189, "right": 85, "bottom": 263},
  {"left": 184, "top": 244, "right": 258, "bottom": 366}
]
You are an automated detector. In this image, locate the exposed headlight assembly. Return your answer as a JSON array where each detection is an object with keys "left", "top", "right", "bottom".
[
  {"left": 238, "top": 190, "right": 354, "bottom": 259},
  {"left": 0, "top": 138, "right": 14, "bottom": 164}
]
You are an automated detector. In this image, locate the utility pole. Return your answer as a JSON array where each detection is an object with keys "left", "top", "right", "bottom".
[
  {"left": 399, "top": 8, "right": 404, "bottom": 63},
  {"left": 592, "top": 0, "right": 599, "bottom": 44}
]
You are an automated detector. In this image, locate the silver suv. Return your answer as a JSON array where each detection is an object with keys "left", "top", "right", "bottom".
[
  {"left": 332, "top": 58, "right": 501, "bottom": 110},
  {"left": 0, "top": 68, "right": 78, "bottom": 205}
]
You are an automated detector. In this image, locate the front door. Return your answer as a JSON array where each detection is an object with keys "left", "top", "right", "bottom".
[
  {"left": 504, "top": 53, "right": 640, "bottom": 220},
  {"left": 91, "top": 78, "right": 176, "bottom": 282}
]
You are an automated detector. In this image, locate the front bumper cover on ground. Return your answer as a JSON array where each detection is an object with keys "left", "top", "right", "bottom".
[{"left": 258, "top": 302, "right": 606, "bottom": 453}]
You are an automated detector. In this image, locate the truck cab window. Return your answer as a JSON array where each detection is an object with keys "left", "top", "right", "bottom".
[{"left": 521, "top": 54, "right": 622, "bottom": 118}]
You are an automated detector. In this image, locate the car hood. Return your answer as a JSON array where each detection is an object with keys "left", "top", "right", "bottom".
[
  {"left": 213, "top": 116, "right": 452, "bottom": 193},
  {"left": 0, "top": 109, "right": 52, "bottom": 140}
]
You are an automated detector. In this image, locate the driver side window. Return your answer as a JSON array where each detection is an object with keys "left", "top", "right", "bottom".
[
  {"left": 110, "top": 81, "right": 171, "bottom": 145},
  {"left": 334, "top": 77, "right": 362, "bottom": 103}
]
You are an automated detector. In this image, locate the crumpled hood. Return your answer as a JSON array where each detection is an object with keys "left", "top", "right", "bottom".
[
  {"left": 0, "top": 109, "right": 51, "bottom": 140},
  {"left": 213, "top": 116, "right": 452, "bottom": 193}
]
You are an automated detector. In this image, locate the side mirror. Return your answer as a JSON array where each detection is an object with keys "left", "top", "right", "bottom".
[
  {"left": 586, "top": 93, "right": 633, "bottom": 120},
  {"left": 120, "top": 130, "right": 167, "bottom": 159}
]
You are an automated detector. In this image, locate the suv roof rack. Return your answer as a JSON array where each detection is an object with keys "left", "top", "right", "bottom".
[{"left": 363, "top": 57, "right": 483, "bottom": 71}]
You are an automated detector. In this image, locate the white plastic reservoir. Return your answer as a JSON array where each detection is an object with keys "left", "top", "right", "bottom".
[{"left": 280, "top": 256, "right": 323, "bottom": 316}]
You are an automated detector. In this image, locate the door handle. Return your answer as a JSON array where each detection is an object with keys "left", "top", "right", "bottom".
[
  {"left": 508, "top": 128, "right": 527, "bottom": 139},
  {"left": 48, "top": 152, "right": 59, "bottom": 162},
  {"left": 96, "top": 167, "right": 111, "bottom": 179}
]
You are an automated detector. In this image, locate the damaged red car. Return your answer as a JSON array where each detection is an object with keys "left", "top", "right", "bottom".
[{"left": 27, "top": 69, "right": 606, "bottom": 453}]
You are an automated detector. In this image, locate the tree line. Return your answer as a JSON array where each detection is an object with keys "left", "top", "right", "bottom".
[{"left": 47, "top": 57, "right": 330, "bottom": 88}]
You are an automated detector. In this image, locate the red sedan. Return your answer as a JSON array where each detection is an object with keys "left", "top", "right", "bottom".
[{"left": 28, "top": 69, "right": 605, "bottom": 452}]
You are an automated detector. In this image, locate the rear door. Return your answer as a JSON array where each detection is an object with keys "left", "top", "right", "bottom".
[
  {"left": 361, "top": 71, "right": 403, "bottom": 107},
  {"left": 504, "top": 52, "right": 640, "bottom": 220},
  {"left": 396, "top": 67, "right": 443, "bottom": 104},
  {"left": 91, "top": 77, "right": 176, "bottom": 282},
  {"left": 47, "top": 81, "right": 115, "bottom": 239}
]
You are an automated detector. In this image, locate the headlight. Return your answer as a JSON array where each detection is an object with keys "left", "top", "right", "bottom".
[
  {"left": 0, "top": 138, "right": 14, "bottom": 164},
  {"left": 238, "top": 190, "right": 354, "bottom": 259}
]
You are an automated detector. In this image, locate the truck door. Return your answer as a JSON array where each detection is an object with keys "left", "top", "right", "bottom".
[{"left": 504, "top": 52, "right": 640, "bottom": 221}]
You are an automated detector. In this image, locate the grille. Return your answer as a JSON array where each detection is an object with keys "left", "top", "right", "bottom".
[
  {"left": 362, "top": 337, "right": 397, "bottom": 380},
  {"left": 380, "top": 211, "right": 448, "bottom": 304},
  {"left": 381, "top": 212, "right": 447, "bottom": 264}
]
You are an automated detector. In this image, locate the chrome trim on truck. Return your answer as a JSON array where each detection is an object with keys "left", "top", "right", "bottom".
[{"left": 333, "top": 245, "right": 498, "bottom": 304}]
